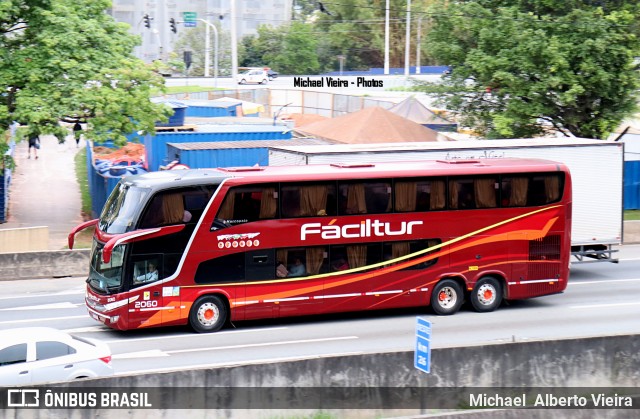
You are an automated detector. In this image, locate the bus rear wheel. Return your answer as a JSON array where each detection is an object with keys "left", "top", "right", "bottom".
[
  {"left": 470, "top": 277, "right": 503, "bottom": 313},
  {"left": 431, "top": 279, "right": 463, "bottom": 315},
  {"left": 189, "top": 296, "right": 227, "bottom": 333}
]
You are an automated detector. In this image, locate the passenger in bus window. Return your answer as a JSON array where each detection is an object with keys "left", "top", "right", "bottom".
[
  {"left": 276, "top": 262, "right": 288, "bottom": 278},
  {"left": 287, "top": 258, "right": 306, "bottom": 277},
  {"left": 332, "top": 257, "right": 349, "bottom": 271},
  {"left": 135, "top": 262, "right": 159, "bottom": 283}
]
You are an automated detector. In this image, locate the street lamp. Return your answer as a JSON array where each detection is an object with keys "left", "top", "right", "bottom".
[{"left": 198, "top": 19, "right": 219, "bottom": 87}]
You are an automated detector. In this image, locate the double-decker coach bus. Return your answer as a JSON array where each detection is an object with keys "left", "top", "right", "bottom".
[{"left": 69, "top": 158, "right": 572, "bottom": 333}]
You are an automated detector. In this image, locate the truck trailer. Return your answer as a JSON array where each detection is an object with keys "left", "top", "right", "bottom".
[{"left": 268, "top": 138, "right": 624, "bottom": 263}]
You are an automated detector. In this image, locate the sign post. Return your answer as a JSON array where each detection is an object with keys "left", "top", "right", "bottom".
[
  {"left": 183, "top": 12, "right": 197, "bottom": 27},
  {"left": 414, "top": 317, "right": 431, "bottom": 373}
]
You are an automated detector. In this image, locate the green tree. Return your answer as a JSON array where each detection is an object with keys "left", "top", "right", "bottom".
[
  {"left": 0, "top": 0, "right": 170, "bottom": 155},
  {"left": 172, "top": 22, "right": 233, "bottom": 77},
  {"left": 415, "top": 1, "right": 640, "bottom": 139}
]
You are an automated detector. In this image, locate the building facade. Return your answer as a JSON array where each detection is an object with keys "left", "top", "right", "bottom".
[{"left": 109, "top": 0, "right": 292, "bottom": 62}]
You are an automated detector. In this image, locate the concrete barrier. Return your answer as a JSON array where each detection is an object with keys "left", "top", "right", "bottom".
[
  {"left": 5, "top": 334, "right": 639, "bottom": 418},
  {"left": 0, "top": 226, "right": 48, "bottom": 252},
  {"left": 0, "top": 249, "right": 90, "bottom": 280},
  {"left": 624, "top": 220, "right": 640, "bottom": 244}
]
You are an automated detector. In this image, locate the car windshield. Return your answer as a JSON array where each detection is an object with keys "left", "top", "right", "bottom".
[
  {"left": 99, "top": 183, "right": 150, "bottom": 234},
  {"left": 87, "top": 240, "right": 126, "bottom": 294}
]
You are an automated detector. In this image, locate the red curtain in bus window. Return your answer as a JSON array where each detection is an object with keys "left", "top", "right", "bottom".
[
  {"left": 259, "top": 187, "right": 277, "bottom": 218},
  {"left": 300, "top": 185, "right": 328, "bottom": 216},
  {"left": 474, "top": 178, "right": 497, "bottom": 208},
  {"left": 306, "top": 247, "right": 325, "bottom": 274},
  {"left": 395, "top": 181, "right": 417, "bottom": 212},
  {"left": 346, "top": 184, "right": 367, "bottom": 214},
  {"left": 346, "top": 245, "right": 367, "bottom": 268},
  {"left": 510, "top": 177, "right": 529, "bottom": 206},
  {"left": 162, "top": 193, "right": 185, "bottom": 224},
  {"left": 430, "top": 180, "right": 446, "bottom": 210},
  {"left": 218, "top": 191, "right": 236, "bottom": 220},
  {"left": 544, "top": 175, "right": 560, "bottom": 203}
]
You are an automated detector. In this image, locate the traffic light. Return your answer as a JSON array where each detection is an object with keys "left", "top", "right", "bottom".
[
  {"left": 143, "top": 14, "right": 151, "bottom": 29},
  {"left": 169, "top": 18, "right": 177, "bottom": 34}
]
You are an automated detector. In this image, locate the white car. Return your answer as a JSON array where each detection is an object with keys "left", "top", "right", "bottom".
[
  {"left": 0, "top": 327, "right": 114, "bottom": 385},
  {"left": 237, "top": 69, "right": 269, "bottom": 85}
]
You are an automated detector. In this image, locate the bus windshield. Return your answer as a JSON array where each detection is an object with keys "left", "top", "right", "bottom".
[
  {"left": 99, "top": 183, "right": 150, "bottom": 234},
  {"left": 87, "top": 240, "right": 126, "bottom": 294}
]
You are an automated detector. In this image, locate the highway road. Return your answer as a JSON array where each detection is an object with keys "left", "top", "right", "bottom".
[{"left": 1, "top": 245, "right": 639, "bottom": 377}]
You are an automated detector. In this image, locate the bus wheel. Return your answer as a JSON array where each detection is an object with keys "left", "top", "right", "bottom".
[
  {"left": 190, "top": 296, "right": 227, "bottom": 333},
  {"left": 431, "top": 279, "right": 463, "bottom": 315},
  {"left": 470, "top": 277, "right": 503, "bottom": 313}
]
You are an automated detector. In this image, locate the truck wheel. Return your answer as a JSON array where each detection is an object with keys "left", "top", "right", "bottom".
[
  {"left": 470, "top": 276, "right": 503, "bottom": 313},
  {"left": 189, "top": 296, "right": 227, "bottom": 333},
  {"left": 431, "top": 279, "right": 463, "bottom": 315}
]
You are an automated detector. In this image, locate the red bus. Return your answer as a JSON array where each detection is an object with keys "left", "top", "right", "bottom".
[{"left": 69, "top": 158, "right": 572, "bottom": 333}]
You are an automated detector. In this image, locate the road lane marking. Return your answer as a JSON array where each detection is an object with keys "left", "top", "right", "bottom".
[
  {"left": 0, "top": 290, "right": 85, "bottom": 300},
  {"left": 0, "top": 302, "right": 80, "bottom": 311},
  {"left": 63, "top": 326, "right": 108, "bottom": 333},
  {"left": 569, "top": 278, "right": 640, "bottom": 286},
  {"left": 165, "top": 336, "right": 359, "bottom": 354},
  {"left": 0, "top": 315, "right": 87, "bottom": 325},
  {"left": 104, "top": 327, "right": 289, "bottom": 344},
  {"left": 570, "top": 302, "right": 640, "bottom": 309}
]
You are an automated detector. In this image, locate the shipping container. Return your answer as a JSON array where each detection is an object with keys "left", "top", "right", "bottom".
[
  {"left": 166, "top": 138, "right": 334, "bottom": 169},
  {"left": 144, "top": 124, "right": 293, "bottom": 171},
  {"left": 181, "top": 100, "right": 239, "bottom": 118}
]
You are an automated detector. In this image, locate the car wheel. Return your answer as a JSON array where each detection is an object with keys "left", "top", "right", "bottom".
[
  {"left": 189, "top": 295, "right": 227, "bottom": 333},
  {"left": 260, "top": 79, "right": 267, "bottom": 84},
  {"left": 238, "top": 79, "right": 246, "bottom": 85},
  {"left": 431, "top": 279, "right": 464, "bottom": 315},
  {"left": 470, "top": 276, "right": 503, "bottom": 312}
]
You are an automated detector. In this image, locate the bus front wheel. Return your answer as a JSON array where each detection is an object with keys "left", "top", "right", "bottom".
[
  {"left": 431, "top": 279, "right": 463, "bottom": 315},
  {"left": 189, "top": 296, "right": 227, "bottom": 333},
  {"left": 470, "top": 277, "right": 503, "bottom": 313}
]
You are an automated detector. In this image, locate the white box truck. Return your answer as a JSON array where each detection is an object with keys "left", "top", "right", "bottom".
[{"left": 269, "top": 138, "right": 624, "bottom": 263}]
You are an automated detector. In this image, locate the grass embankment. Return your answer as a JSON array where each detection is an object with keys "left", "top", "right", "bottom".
[
  {"left": 152, "top": 85, "right": 219, "bottom": 96},
  {"left": 72, "top": 147, "right": 94, "bottom": 248},
  {"left": 624, "top": 210, "right": 640, "bottom": 221}
]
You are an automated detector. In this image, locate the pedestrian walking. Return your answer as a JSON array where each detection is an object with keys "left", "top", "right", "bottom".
[
  {"left": 28, "top": 134, "right": 40, "bottom": 159},
  {"left": 73, "top": 122, "right": 82, "bottom": 148}
]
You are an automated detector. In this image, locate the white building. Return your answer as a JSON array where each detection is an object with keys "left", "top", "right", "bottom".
[{"left": 109, "top": 0, "right": 293, "bottom": 62}]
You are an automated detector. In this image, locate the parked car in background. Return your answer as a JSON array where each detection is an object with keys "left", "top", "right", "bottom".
[
  {"left": 0, "top": 327, "right": 113, "bottom": 385},
  {"left": 237, "top": 69, "right": 269, "bottom": 85},
  {"left": 267, "top": 69, "right": 279, "bottom": 80}
]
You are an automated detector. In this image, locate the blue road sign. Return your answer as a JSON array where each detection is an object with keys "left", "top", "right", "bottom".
[{"left": 415, "top": 317, "right": 431, "bottom": 373}]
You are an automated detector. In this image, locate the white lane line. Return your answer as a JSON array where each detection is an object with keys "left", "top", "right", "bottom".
[
  {"left": 114, "top": 351, "right": 365, "bottom": 376},
  {"left": 112, "top": 350, "right": 169, "bottom": 359},
  {"left": 570, "top": 278, "right": 640, "bottom": 285},
  {"left": 165, "top": 336, "right": 359, "bottom": 355},
  {"left": 570, "top": 302, "right": 640, "bottom": 309},
  {"left": 104, "top": 327, "right": 289, "bottom": 344},
  {"left": 0, "top": 302, "right": 80, "bottom": 311},
  {"left": 0, "top": 290, "right": 85, "bottom": 300},
  {"left": 0, "top": 315, "right": 88, "bottom": 325}
]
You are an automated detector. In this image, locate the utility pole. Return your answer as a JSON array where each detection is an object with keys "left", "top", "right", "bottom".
[
  {"left": 230, "top": 0, "right": 238, "bottom": 80},
  {"left": 416, "top": 17, "right": 422, "bottom": 74},
  {"left": 384, "top": 0, "right": 390, "bottom": 74},
  {"left": 198, "top": 19, "right": 219, "bottom": 87},
  {"left": 404, "top": 0, "right": 411, "bottom": 77}
]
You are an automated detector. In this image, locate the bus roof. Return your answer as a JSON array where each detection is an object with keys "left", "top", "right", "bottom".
[
  {"left": 121, "top": 158, "right": 567, "bottom": 190},
  {"left": 121, "top": 169, "right": 230, "bottom": 189},
  {"left": 213, "top": 158, "right": 567, "bottom": 183}
]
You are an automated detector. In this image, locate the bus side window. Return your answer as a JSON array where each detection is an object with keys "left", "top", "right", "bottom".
[
  {"left": 338, "top": 180, "right": 391, "bottom": 216},
  {"left": 281, "top": 182, "right": 337, "bottom": 218},
  {"left": 214, "top": 185, "right": 278, "bottom": 229}
]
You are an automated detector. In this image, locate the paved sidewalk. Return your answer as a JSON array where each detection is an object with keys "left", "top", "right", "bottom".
[{"left": 1, "top": 134, "right": 86, "bottom": 250}]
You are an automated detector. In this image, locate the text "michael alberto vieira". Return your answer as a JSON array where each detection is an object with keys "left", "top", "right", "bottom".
[{"left": 294, "top": 76, "right": 383, "bottom": 88}]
